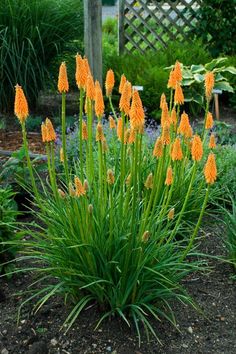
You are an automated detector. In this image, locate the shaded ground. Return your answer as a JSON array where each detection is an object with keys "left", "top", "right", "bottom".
[{"left": 0, "top": 221, "right": 235, "bottom": 354}]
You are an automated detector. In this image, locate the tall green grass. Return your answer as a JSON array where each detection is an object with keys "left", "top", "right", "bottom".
[{"left": 0, "top": 0, "right": 83, "bottom": 113}]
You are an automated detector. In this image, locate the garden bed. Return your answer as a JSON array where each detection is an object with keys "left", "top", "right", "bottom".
[{"left": 0, "top": 221, "right": 235, "bottom": 354}]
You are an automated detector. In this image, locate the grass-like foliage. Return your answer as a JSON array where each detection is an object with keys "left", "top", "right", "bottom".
[
  {"left": 13, "top": 59, "right": 218, "bottom": 343},
  {"left": 0, "top": 0, "right": 83, "bottom": 112},
  {"left": 0, "top": 188, "right": 19, "bottom": 276}
]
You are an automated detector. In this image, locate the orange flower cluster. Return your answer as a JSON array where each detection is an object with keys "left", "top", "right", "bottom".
[
  {"left": 96, "top": 122, "right": 105, "bottom": 142},
  {"left": 129, "top": 90, "right": 145, "bottom": 132},
  {"left": 178, "top": 112, "right": 192, "bottom": 138},
  {"left": 174, "top": 83, "right": 184, "bottom": 105},
  {"left": 161, "top": 123, "right": 171, "bottom": 145},
  {"left": 82, "top": 120, "right": 88, "bottom": 140},
  {"left": 204, "top": 153, "right": 217, "bottom": 184},
  {"left": 161, "top": 100, "right": 170, "bottom": 127},
  {"left": 153, "top": 137, "right": 163, "bottom": 158},
  {"left": 74, "top": 176, "right": 86, "bottom": 197},
  {"left": 75, "top": 54, "right": 89, "bottom": 90},
  {"left": 165, "top": 166, "right": 173, "bottom": 186},
  {"left": 209, "top": 134, "right": 216, "bottom": 149},
  {"left": 205, "top": 112, "right": 214, "bottom": 129},
  {"left": 86, "top": 75, "right": 95, "bottom": 100},
  {"left": 95, "top": 81, "right": 105, "bottom": 118},
  {"left": 14, "top": 85, "right": 29, "bottom": 123},
  {"left": 119, "top": 81, "right": 132, "bottom": 115},
  {"left": 171, "top": 138, "right": 183, "bottom": 161},
  {"left": 119, "top": 74, "right": 127, "bottom": 94},
  {"left": 191, "top": 135, "right": 203, "bottom": 161},
  {"left": 205, "top": 72, "right": 214, "bottom": 100},
  {"left": 117, "top": 118, "right": 123, "bottom": 141},
  {"left": 41, "top": 118, "right": 56, "bottom": 143},
  {"left": 58, "top": 62, "right": 69, "bottom": 93},
  {"left": 167, "top": 61, "right": 182, "bottom": 89},
  {"left": 105, "top": 69, "right": 115, "bottom": 96},
  {"left": 109, "top": 116, "right": 116, "bottom": 129}
]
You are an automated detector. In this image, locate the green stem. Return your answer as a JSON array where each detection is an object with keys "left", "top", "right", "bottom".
[
  {"left": 167, "top": 162, "right": 197, "bottom": 244},
  {"left": 61, "top": 92, "right": 69, "bottom": 185},
  {"left": 87, "top": 99, "right": 94, "bottom": 182},
  {"left": 118, "top": 111, "right": 126, "bottom": 218},
  {"left": 109, "top": 96, "right": 118, "bottom": 121},
  {"left": 21, "top": 122, "right": 40, "bottom": 203},
  {"left": 180, "top": 187, "right": 210, "bottom": 260},
  {"left": 79, "top": 89, "right": 84, "bottom": 179},
  {"left": 201, "top": 100, "right": 209, "bottom": 138}
]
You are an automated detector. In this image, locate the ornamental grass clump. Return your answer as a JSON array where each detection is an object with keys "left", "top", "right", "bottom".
[{"left": 14, "top": 59, "right": 218, "bottom": 343}]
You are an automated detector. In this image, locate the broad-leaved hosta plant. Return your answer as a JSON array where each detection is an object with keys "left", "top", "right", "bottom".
[{"left": 13, "top": 58, "right": 218, "bottom": 343}]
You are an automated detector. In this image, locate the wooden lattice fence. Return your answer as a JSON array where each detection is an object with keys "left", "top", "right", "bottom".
[{"left": 118, "top": 0, "right": 202, "bottom": 53}]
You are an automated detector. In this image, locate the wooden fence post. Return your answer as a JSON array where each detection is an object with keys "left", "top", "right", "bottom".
[
  {"left": 84, "top": 0, "right": 103, "bottom": 84},
  {"left": 118, "top": 0, "right": 125, "bottom": 54}
]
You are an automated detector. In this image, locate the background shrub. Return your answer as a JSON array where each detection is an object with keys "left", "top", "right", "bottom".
[
  {"left": 0, "top": 0, "right": 83, "bottom": 113},
  {"left": 194, "top": 0, "right": 236, "bottom": 57}
]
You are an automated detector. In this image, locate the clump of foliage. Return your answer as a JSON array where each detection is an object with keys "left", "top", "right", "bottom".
[
  {"left": 0, "top": 188, "right": 19, "bottom": 275},
  {"left": 0, "top": 0, "right": 83, "bottom": 113},
  {"left": 194, "top": 0, "right": 236, "bottom": 57},
  {"left": 14, "top": 58, "right": 218, "bottom": 343}
]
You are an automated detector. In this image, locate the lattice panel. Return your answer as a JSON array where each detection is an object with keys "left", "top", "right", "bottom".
[{"left": 119, "top": 0, "right": 202, "bottom": 53}]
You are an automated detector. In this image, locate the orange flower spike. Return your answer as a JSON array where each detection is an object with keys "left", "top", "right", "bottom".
[
  {"left": 129, "top": 90, "right": 145, "bottom": 132},
  {"left": 174, "top": 61, "right": 182, "bottom": 82},
  {"left": 174, "top": 83, "right": 184, "bottom": 105},
  {"left": 105, "top": 69, "right": 115, "bottom": 97},
  {"left": 161, "top": 101, "right": 170, "bottom": 127},
  {"left": 107, "top": 169, "right": 115, "bottom": 185},
  {"left": 86, "top": 75, "right": 95, "bottom": 101},
  {"left": 153, "top": 137, "right": 163, "bottom": 158},
  {"left": 205, "top": 112, "right": 214, "bottom": 129},
  {"left": 74, "top": 176, "right": 86, "bottom": 197},
  {"left": 178, "top": 112, "right": 192, "bottom": 138},
  {"left": 124, "top": 129, "right": 130, "bottom": 145},
  {"left": 119, "top": 74, "right": 127, "bottom": 94},
  {"left": 204, "top": 153, "right": 217, "bottom": 184},
  {"left": 191, "top": 135, "right": 203, "bottom": 162},
  {"left": 165, "top": 166, "right": 173, "bottom": 186},
  {"left": 209, "top": 134, "right": 216, "bottom": 149},
  {"left": 171, "top": 137, "right": 183, "bottom": 161},
  {"left": 161, "top": 123, "right": 171, "bottom": 146},
  {"left": 167, "top": 69, "right": 177, "bottom": 89},
  {"left": 96, "top": 122, "right": 105, "bottom": 142},
  {"left": 82, "top": 120, "right": 88, "bottom": 140},
  {"left": 171, "top": 108, "right": 177, "bottom": 126},
  {"left": 14, "top": 84, "right": 29, "bottom": 123},
  {"left": 160, "top": 93, "right": 166, "bottom": 109},
  {"left": 95, "top": 80, "right": 105, "bottom": 118},
  {"left": 58, "top": 62, "right": 69, "bottom": 93},
  {"left": 45, "top": 118, "right": 56, "bottom": 142},
  {"left": 75, "top": 55, "right": 87, "bottom": 89},
  {"left": 119, "top": 81, "right": 131, "bottom": 115},
  {"left": 41, "top": 123, "right": 47, "bottom": 143},
  {"left": 109, "top": 116, "right": 116, "bottom": 129},
  {"left": 205, "top": 72, "right": 215, "bottom": 100},
  {"left": 128, "top": 128, "right": 136, "bottom": 144},
  {"left": 83, "top": 57, "right": 92, "bottom": 77},
  {"left": 117, "top": 118, "right": 123, "bottom": 141},
  {"left": 144, "top": 173, "right": 153, "bottom": 189}
]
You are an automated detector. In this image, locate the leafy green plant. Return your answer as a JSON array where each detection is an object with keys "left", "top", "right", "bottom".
[
  {"left": 194, "top": 0, "right": 236, "bottom": 57},
  {"left": 13, "top": 59, "right": 218, "bottom": 344},
  {"left": 0, "top": 0, "right": 83, "bottom": 113},
  {"left": 179, "top": 57, "right": 236, "bottom": 108},
  {"left": 0, "top": 188, "right": 19, "bottom": 276}
]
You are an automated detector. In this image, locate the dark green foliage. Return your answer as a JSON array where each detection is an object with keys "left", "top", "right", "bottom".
[
  {"left": 0, "top": 0, "right": 83, "bottom": 113},
  {"left": 104, "top": 40, "right": 212, "bottom": 118},
  {"left": 102, "top": 0, "right": 116, "bottom": 5},
  {"left": 0, "top": 188, "right": 19, "bottom": 276},
  {"left": 194, "top": 0, "right": 236, "bottom": 57}
]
